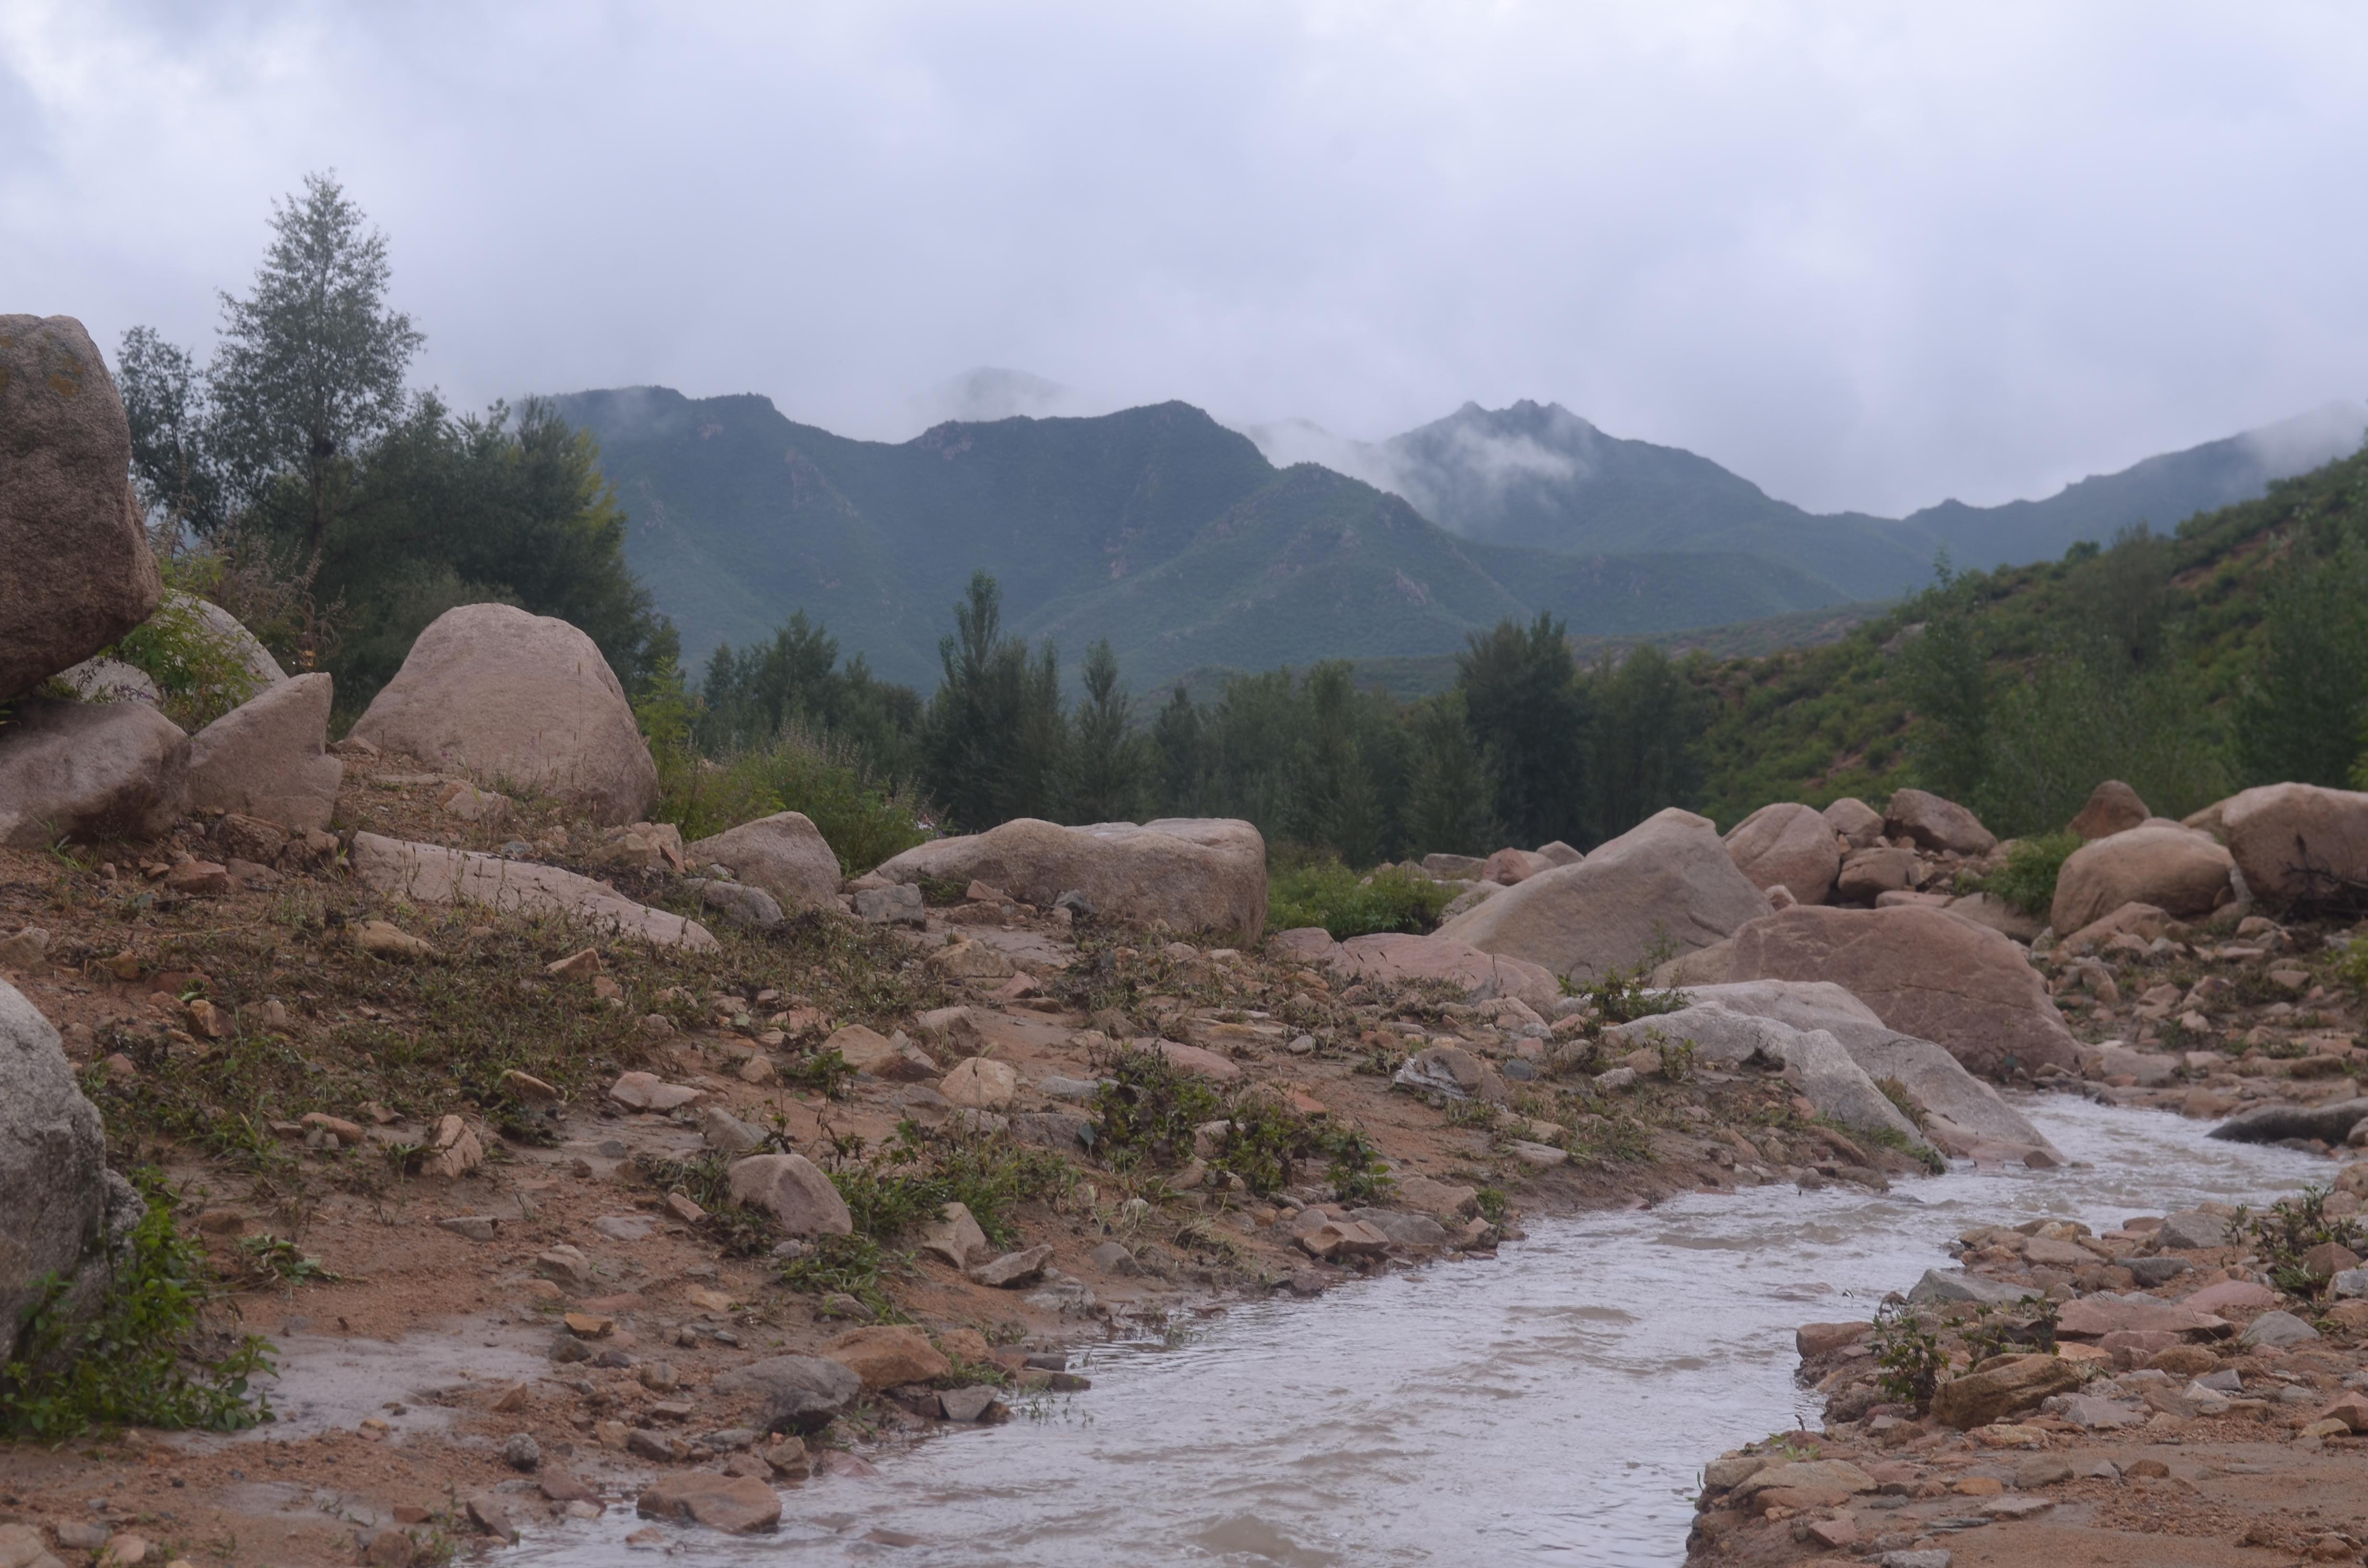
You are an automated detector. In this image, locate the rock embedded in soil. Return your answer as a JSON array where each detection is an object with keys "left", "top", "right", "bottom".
[
  {"left": 350, "top": 602, "right": 660, "bottom": 825},
  {"left": 1323, "top": 932, "right": 1561, "bottom": 1011},
  {"left": 349, "top": 832, "right": 715, "bottom": 947},
  {"left": 608, "top": 1071, "right": 705, "bottom": 1112},
  {"left": 1929, "top": 1353, "right": 2084, "bottom": 1428},
  {"left": 0, "top": 696, "right": 190, "bottom": 848},
  {"left": 876, "top": 815, "right": 1269, "bottom": 943},
  {"left": 185, "top": 671, "right": 343, "bottom": 832},
  {"left": 826, "top": 1023, "right": 937, "bottom": 1081},
  {"left": 2239, "top": 1309, "right": 2321, "bottom": 1348},
  {"left": 637, "top": 1472, "right": 782, "bottom": 1534},
  {"left": 968, "top": 1244, "right": 1055, "bottom": 1287},
  {"left": 728, "top": 1152, "right": 853, "bottom": 1236},
  {"left": 941, "top": 1055, "right": 1020, "bottom": 1109},
  {"left": 919, "top": 1202, "right": 988, "bottom": 1268},
  {"left": 714, "top": 1355, "right": 863, "bottom": 1434},
  {"left": 687, "top": 810, "right": 841, "bottom": 912},
  {"left": 824, "top": 1325, "right": 952, "bottom": 1391}
]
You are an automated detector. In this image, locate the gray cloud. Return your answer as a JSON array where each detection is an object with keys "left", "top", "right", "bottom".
[{"left": 5, "top": 1, "right": 2366, "bottom": 517}]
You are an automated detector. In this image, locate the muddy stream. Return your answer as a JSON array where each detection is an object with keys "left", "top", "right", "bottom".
[{"left": 460, "top": 1096, "right": 2325, "bottom": 1566}]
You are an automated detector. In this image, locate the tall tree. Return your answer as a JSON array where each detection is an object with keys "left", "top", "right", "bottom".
[
  {"left": 1150, "top": 684, "right": 1209, "bottom": 815},
  {"left": 208, "top": 171, "right": 423, "bottom": 624},
  {"left": 1404, "top": 691, "right": 1497, "bottom": 856},
  {"left": 1458, "top": 613, "right": 1589, "bottom": 847},
  {"left": 2236, "top": 536, "right": 2368, "bottom": 788},
  {"left": 921, "top": 572, "right": 1068, "bottom": 829},
  {"left": 1067, "top": 639, "right": 1147, "bottom": 823}
]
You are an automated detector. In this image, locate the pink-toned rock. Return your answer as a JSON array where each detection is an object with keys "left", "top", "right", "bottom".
[
  {"left": 2051, "top": 823, "right": 2233, "bottom": 933},
  {"left": 1480, "top": 847, "right": 1547, "bottom": 885},
  {"left": 1884, "top": 788, "right": 1997, "bottom": 855},
  {"left": 0, "top": 697, "right": 189, "bottom": 848},
  {"left": 1436, "top": 808, "right": 1771, "bottom": 981},
  {"left": 1325, "top": 933, "right": 1561, "bottom": 1011},
  {"left": 1835, "top": 846, "right": 1923, "bottom": 901},
  {"left": 877, "top": 817, "right": 1266, "bottom": 943},
  {"left": 2060, "top": 900, "right": 2172, "bottom": 953},
  {"left": 186, "top": 671, "right": 343, "bottom": 832},
  {"left": 1147, "top": 1041, "right": 1242, "bottom": 1082},
  {"left": 2181, "top": 1278, "right": 2277, "bottom": 1314},
  {"left": 2215, "top": 783, "right": 2368, "bottom": 906},
  {"left": 636, "top": 1472, "right": 780, "bottom": 1533},
  {"left": 1723, "top": 802, "right": 1842, "bottom": 906},
  {"left": 350, "top": 603, "right": 658, "bottom": 824},
  {"left": 2055, "top": 1296, "right": 2229, "bottom": 1339},
  {"left": 728, "top": 1153, "right": 853, "bottom": 1236},
  {"left": 608, "top": 1071, "right": 704, "bottom": 1112},
  {"left": 2069, "top": 780, "right": 2150, "bottom": 841},
  {"left": 823, "top": 1325, "right": 950, "bottom": 1390},
  {"left": 1267, "top": 927, "right": 1339, "bottom": 964},
  {"left": 1823, "top": 796, "right": 1885, "bottom": 848},
  {"left": 1724, "top": 904, "right": 2078, "bottom": 1078},
  {"left": 349, "top": 833, "right": 715, "bottom": 948},
  {"left": 687, "top": 811, "right": 841, "bottom": 912}
]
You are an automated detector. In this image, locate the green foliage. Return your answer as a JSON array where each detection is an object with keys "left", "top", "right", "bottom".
[
  {"left": 86, "top": 580, "right": 263, "bottom": 730},
  {"left": 778, "top": 1047, "right": 856, "bottom": 1099},
  {"left": 1267, "top": 860, "right": 1451, "bottom": 939},
  {"left": 775, "top": 1233, "right": 896, "bottom": 1321},
  {"left": 2, "top": 1173, "right": 273, "bottom": 1437},
  {"left": 120, "top": 174, "right": 674, "bottom": 706},
  {"left": 820, "top": 1124, "right": 1073, "bottom": 1250},
  {"left": 696, "top": 611, "right": 924, "bottom": 785},
  {"left": 923, "top": 572, "right": 1069, "bottom": 831},
  {"left": 649, "top": 707, "right": 931, "bottom": 875},
  {"left": 1960, "top": 1296, "right": 2060, "bottom": 1361},
  {"left": 1866, "top": 1302, "right": 1946, "bottom": 1411},
  {"left": 1324, "top": 1126, "right": 1396, "bottom": 1205},
  {"left": 634, "top": 1150, "right": 781, "bottom": 1259},
  {"left": 1579, "top": 961, "right": 1690, "bottom": 1025},
  {"left": 1461, "top": 612, "right": 1590, "bottom": 846},
  {"left": 1967, "top": 831, "right": 2081, "bottom": 918},
  {"left": 2236, "top": 535, "right": 2368, "bottom": 787},
  {"left": 234, "top": 1233, "right": 339, "bottom": 1287},
  {"left": 1088, "top": 1046, "right": 1228, "bottom": 1171},
  {"left": 2240, "top": 1186, "right": 2364, "bottom": 1297},
  {"left": 1068, "top": 638, "right": 1150, "bottom": 824}
]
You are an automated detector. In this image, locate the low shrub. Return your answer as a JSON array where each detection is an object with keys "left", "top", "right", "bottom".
[
  {"left": 1091, "top": 1045, "right": 1394, "bottom": 1200},
  {"left": 1965, "top": 831, "right": 2081, "bottom": 918},
  {"left": 819, "top": 1124, "right": 1073, "bottom": 1249},
  {"left": 1268, "top": 861, "right": 1451, "bottom": 940},
  {"left": 2, "top": 1172, "right": 274, "bottom": 1437}
]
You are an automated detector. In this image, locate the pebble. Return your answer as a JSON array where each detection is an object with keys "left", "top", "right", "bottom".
[{"left": 503, "top": 1433, "right": 542, "bottom": 1471}]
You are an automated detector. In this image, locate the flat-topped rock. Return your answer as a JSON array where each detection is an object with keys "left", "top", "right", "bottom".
[{"left": 349, "top": 832, "right": 715, "bottom": 947}]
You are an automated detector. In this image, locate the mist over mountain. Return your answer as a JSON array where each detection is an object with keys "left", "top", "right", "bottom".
[
  {"left": 1246, "top": 398, "right": 2368, "bottom": 600},
  {"left": 553, "top": 388, "right": 1850, "bottom": 689},
  {"left": 556, "top": 380, "right": 2362, "bottom": 694}
]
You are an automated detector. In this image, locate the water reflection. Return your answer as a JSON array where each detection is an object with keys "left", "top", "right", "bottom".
[{"left": 512, "top": 1095, "right": 2328, "bottom": 1567}]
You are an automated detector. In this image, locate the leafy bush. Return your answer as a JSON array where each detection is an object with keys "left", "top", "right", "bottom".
[
  {"left": 1866, "top": 1302, "right": 1946, "bottom": 1411},
  {"left": 1965, "top": 831, "right": 2080, "bottom": 919},
  {"left": 1088, "top": 1045, "right": 1227, "bottom": 1170},
  {"left": 820, "top": 1124, "right": 1073, "bottom": 1249},
  {"left": 647, "top": 702, "right": 931, "bottom": 875},
  {"left": 1092, "top": 1044, "right": 1394, "bottom": 1199},
  {"left": 1268, "top": 861, "right": 1451, "bottom": 939},
  {"left": 1579, "top": 960, "right": 1690, "bottom": 1024},
  {"left": 70, "top": 588, "right": 264, "bottom": 732},
  {"left": 2, "top": 1172, "right": 273, "bottom": 1437},
  {"left": 2240, "top": 1186, "right": 2364, "bottom": 1296}
]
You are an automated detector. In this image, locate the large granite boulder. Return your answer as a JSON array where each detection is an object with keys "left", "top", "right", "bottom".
[
  {"left": 0, "top": 315, "right": 162, "bottom": 702},
  {"left": 2069, "top": 779, "right": 2149, "bottom": 841},
  {"left": 1318, "top": 932, "right": 1561, "bottom": 1011},
  {"left": 1679, "top": 979, "right": 2063, "bottom": 1161},
  {"left": 1723, "top": 802, "right": 1841, "bottom": 905},
  {"left": 1435, "top": 808, "right": 1773, "bottom": 981},
  {"left": 1722, "top": 904, "right": 2078, "bottom": 1078},
  {"left": 187, "top": 672, "right": 342, "bottom": 832},
  {"left": 1823, "top": 797, "right": 1884, "bottom": 848},
  {"left": 1603, "top": 1003, "right": 1929, "bottom": 1152},
  {"left": 1, "top": 979, "right": 142, "bottom": 1363},
  {"left": 349, "top": 604, "right": 657, "bottom": 825},
  {"left": 2212, "top": 784, "right": 2368, "bottom": 907},
  {"left": 0, "top": 697, "right": 189, "bottom": 847},
  {"left": 688, "top": 811, "right": 842, "bottom": 911},
  {"left": 350, "top": 832, "right": 715, "bottom": 948},
  {"left": 2050, "top": 822, "right": 2233, "bottom": 933},
  {"left": 1883, "top": 788, "right": 1997, "bottom": 856},
  {"left": 876, "top": 817, "right": 1266, "bottom": 942}
]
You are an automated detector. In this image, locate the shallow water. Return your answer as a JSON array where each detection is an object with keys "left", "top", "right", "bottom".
[{"left": 512, "top": 1095, "right": 2330, "bottom": 1567}]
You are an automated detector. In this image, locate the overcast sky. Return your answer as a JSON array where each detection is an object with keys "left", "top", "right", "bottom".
[{"left": 6, "top": 1, "right": 2366, "bottom": 515}]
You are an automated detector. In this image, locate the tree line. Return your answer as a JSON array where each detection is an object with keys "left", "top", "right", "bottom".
[{"left": 688, "top": 570, "right": 1716, "bottom": 859}]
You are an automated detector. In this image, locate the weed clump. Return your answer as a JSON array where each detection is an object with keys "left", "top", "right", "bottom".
[
  {"left": 1090, "top": 1044, "right": 1394, "bottom": 1200},
  {"left": 1964, "top": 831, "right": 2080, "bottom": 918},
  {"left": 2, "top": 1173, "right": 273, "bottom": 1438},
  {"left": 1268, "top": 861, "right": 1450, "bottom": 940}
]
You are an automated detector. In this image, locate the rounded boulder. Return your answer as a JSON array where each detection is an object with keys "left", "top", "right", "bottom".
[
  {"left": 1723, "top": 802, "right": 1841, "bottom": 905},
  {"left": 2050, "top": 823, "right": 2233, "bottom": 933},
  {"left": 350, "top": 603, "right": 657, "bottom": 825}
]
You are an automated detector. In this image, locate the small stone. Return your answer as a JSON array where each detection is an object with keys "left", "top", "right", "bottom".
[
  {"left": 639, "top": 1361, "right": 679, "bottom": 1392},
  {"left": 2240, "top": 1310, "right": 2321, "bottom": 1349},
  {"left": 437, "top": 1215, "right": 498, "bottom": 1242},
  {"left": 938, "top": 1385, "right": 1007, "bottom": 1423},
  {"left": 967, "top": 1244, "right": 1055, "bottom": 1287},
  {"left": 502, "top": 1068, "right": 563, "bottom": 1105},
  {"left": 625, "top": 1428, "right": 692, "bottom": 1463},
  {"left": 503, "top": 1433, "right": 541, "bottom": 1471},
  {"left": 635, "top": 1473, "right": 781, "bottom": 1534},
  {"left": 466, "top": 1494, "right": 520, "bottom": 1542},
  {"left": 548, "top": 947, "right": 604, "bottom": 980},
  {"left": 352, "top": 920, "right": 437, "bottom": 959},
  {"left": 1089, "top": 1241, "right": 1139, "bottom": 1274},
  {"left": 664, "top": 1192, "right": 706, "bottom": 1225},
  {"left": 608, "top": 1071, "right": 704, "bottom": 1112},
  {"left": 536, "top": 1244, "right": 595, "bottom": 1289}
]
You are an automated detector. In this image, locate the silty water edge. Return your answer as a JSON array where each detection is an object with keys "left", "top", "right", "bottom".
[{"left": 506, "top": 1094, "right": 2329, "bottom": 1566}]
